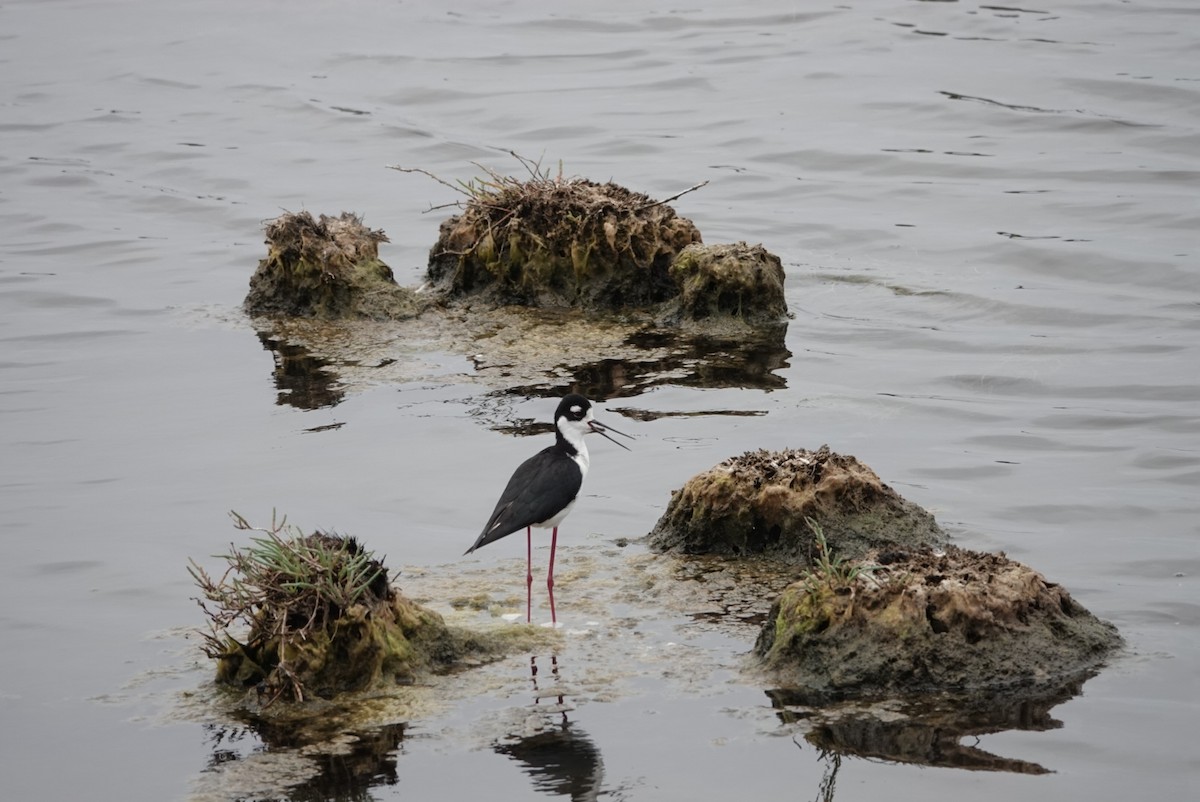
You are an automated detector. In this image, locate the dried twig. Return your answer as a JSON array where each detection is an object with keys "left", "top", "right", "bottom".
[{"left": 636, "top": 180, "right": 709, "bottom": 211}]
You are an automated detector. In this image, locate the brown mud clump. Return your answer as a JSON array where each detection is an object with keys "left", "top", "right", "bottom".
[
  {"left": 664, "top": 242, "right": 788, "bottom": 326},
  {"left": 419, "top": 165, "right": 703, "bottom": 310},
  {"left": 648, "top": 446, "right": 945, "bottom": 562},
  {"left": 755, "top": 545, "right": 1122, "bottom": 696},
  {"left": 246, "top": 211, "right": 424, "bottom": 320},
  {"left": 189, "top": 513, "right": 518, "bottom": 704}
]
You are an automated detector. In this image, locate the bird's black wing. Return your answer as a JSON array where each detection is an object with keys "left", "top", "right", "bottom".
[{"left": 464, "top": 446, "right": 583, "bottom": 554}]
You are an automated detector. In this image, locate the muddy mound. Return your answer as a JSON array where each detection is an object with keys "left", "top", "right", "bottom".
[
  {"left": 664, "top": 242, "right": 788, "bottom": 325},
  {"left": 246, "top": 211, "right": 424, "bottom": 320},
  {"left": 755, "top": 545, "right": 1122, "bottom": 696},
  {"left": 189, "top": 515, "right": 524, "bottom": 703},
  {"left": 424, "top": 172, "right": 702, "bottom": 309},
  {"left": 647, "top": 446, "right": 945, "bottom": 561}
]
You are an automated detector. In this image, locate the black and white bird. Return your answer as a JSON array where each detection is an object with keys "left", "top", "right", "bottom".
[{"left": 464, "top": 394, "right": 632, "bottom": 624}]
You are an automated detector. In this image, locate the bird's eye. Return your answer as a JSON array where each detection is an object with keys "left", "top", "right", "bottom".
[{"left": 570, "top": 406, "right": 582, "bottom": 415}]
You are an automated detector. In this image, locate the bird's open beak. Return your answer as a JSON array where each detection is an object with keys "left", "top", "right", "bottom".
[{"left": 589, "top": 419, "right": 634, "bottom": 450}]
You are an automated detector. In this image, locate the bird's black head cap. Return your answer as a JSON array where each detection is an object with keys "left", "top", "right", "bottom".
[{"left": 556, "top": 393, "right": 592, "bottom": 423}]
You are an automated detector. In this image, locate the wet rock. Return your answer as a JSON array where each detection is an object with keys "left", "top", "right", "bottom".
[
  {"left": 647, "top": 446, "right": 946, "bottom": 561},
  {"left": 755, "top": 545, "right": 1122, "bottom": 696},
  {"left": 425, "top": 175, "right": 702, "bottom": 309},
  {"left": 246, "top": 211, "right": 424, "bottom": 320},
  {"left": 663, "top": 242, "right": 788, "bottom": 325}
]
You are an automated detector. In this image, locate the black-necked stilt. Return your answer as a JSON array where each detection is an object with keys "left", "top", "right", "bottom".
[{"left": 464, "top": 394, "right": 632, "bottom": 624}]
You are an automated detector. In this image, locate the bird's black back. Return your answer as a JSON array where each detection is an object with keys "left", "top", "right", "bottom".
[{"left": 465, "top": 442, "right": 584, "bottom": 554}]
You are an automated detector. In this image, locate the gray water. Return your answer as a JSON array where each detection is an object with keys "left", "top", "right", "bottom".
[{"left": 1, "top": 0, "right": 1197, "bottom": 799}]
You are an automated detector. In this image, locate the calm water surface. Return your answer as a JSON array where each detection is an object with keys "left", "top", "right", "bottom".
[{"left": 1, "top": 1, "right": 1197, "bottom": 800}]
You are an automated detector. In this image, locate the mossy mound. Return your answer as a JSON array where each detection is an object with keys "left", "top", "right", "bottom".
[
  {"left": 647, "top": 446, "right": 946, "bottom": 562},
  {"left": 426, "top": 175, "right": 702, "bottom": 309},
  {"left": 664, "top": 242, "right": 787, "bottom": 325},
  {"left": 246, "top": 211, "right": 425, "bottom": 320},
  {"left": 755, "top": 545, "right": 1122, "bottom": 696},
  {"left": 215, "top": 584, "right": 453, "bottom": 700},
  {"left": 191, "top": 519, "right": 535, "bottom": 703}
]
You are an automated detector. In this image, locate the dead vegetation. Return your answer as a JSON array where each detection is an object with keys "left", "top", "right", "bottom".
[
  {"left": 188, "top": 512, "right": 503, "bottom": 704},
  {"left": 647, "top": 446, "right": 946, "bottom": 562},
  {"left": 755, "top": 545, "right": 1122, "bottom": 695},
  {"left": 245, "top": 211, "right": 424, "bottom": 320},
  {"left": 393, "top": 155, "right": 705, "bottom": 309}
]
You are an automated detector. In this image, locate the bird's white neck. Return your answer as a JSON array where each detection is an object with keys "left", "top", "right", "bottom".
[{"left": 557, "top": 416, "right": 591, "bottom": 478}]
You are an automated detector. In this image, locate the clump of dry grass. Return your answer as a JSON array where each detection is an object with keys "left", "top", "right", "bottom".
[
  {"left": 392, "top": 153, "right": 705, "bottom": 308},
  {"left": 188, "top": 511, "right": 400, "bottom": 703}
]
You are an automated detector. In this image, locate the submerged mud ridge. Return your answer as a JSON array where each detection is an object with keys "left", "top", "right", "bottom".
[
  {"left": 648, "top": 446, "right": 946, "bottom": 561},
  {"left": 755, "top": 545, "right": 1122, "bottom": 696}
]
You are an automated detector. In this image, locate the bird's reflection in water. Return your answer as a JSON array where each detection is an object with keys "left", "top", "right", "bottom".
[{"left": 493, "top": 655, "right": 605, "bottom": 801}]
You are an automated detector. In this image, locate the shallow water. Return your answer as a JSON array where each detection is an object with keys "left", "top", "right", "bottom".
[{"left": 1, "top": 0, "right": 1197, "bottom": 799}]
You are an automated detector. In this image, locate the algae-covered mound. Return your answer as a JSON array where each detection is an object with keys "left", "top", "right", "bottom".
[
  {"left": 246, "top": 211, "right": 424, "bottom": 320},
  {"left": 190, "top": 514, "right": 492, "bottom": 703},
  {"left": 664, "top": 242, "right": 788, "bottom": 325},
  {"left": 424, "top": 170, "right": 702, "bottom": 309},
  {"left": 755, "top": 545, "right": 1122, "bottom": 696},
  {"left": 647, "top": 446, "right": 945, "bottom": 562}
]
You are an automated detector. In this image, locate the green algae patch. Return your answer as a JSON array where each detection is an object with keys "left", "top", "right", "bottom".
[
  {"left": 246, "top": 211, "right": 425, "bottom": 320},
  {"left": 189, "top": 513, "right": 545, "bottom": 704},
  {"left": 665, "top": 242, "right": 788, "bottom": 326},
  {"left": 647, "top": 446, "right": 946, "bottom": 562},
  {"left": 755, "top": 545, "right": 1122, "bottom": 696}
]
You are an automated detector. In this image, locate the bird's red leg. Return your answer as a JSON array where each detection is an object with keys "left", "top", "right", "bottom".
[
  {"left": 526, "top": 526, "right": 533, "bottom": 623},
  {"left": 547, "top": 526, "right": 558, "bottom": 625}
]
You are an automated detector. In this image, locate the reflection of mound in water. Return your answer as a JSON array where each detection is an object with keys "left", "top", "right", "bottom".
[
  {"left": 256, "top": 331, "right": 344, "bottom": 410},
  {"left": 564, "top": 329, "right": 791, "bottom": 398},
  {"left": 201, "top": 715, "right": 406, "bottom": 802},
  {"left": 241, "top": 301, "right": 791, "bottom": 410},
  {"left": 770, "top": 674, "right": 1088, "bottom": 775}
]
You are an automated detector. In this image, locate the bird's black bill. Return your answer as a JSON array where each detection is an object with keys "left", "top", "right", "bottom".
[{"left": 589, "top": 420, "right": 634, "bottom": 450}]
